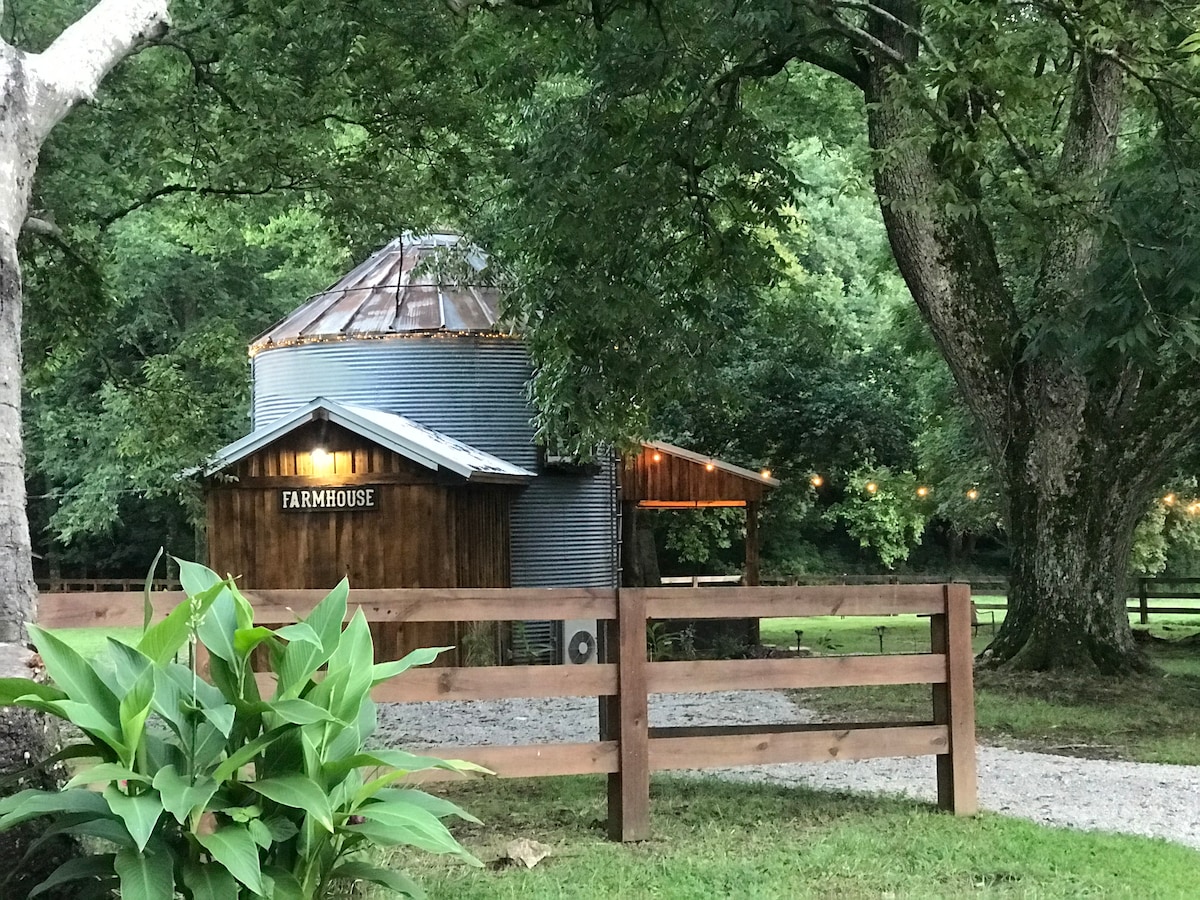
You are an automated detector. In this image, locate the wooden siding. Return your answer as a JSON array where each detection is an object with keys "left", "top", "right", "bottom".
[
  {"left": 206, "top": 420, "right": 514, "bottom": 662},
  {"left": 621, "top": 446, "right": 768, "bottom": 505}
]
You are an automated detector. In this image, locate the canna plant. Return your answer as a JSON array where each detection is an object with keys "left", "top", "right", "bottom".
[{"left": 0, "top": 557, "right": 483, "bottom": 899}]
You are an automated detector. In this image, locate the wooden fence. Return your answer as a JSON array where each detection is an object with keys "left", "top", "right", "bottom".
[{"left": 37, "top": 584, "right": 977, "bottom": 841}]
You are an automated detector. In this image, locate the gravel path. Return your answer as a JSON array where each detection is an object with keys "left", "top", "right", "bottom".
[{"left": 376, "top": 690, "right": 1200, "bottom": 851}]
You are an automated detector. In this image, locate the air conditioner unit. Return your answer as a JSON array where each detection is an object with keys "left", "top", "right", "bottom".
[{"left": 561, "top": 619, "right": 599, "bottom": 665}]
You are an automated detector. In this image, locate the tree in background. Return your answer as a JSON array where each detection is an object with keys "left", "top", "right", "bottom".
[{"left": 477, "top": 0, "right": 1200, "bottom": 673}]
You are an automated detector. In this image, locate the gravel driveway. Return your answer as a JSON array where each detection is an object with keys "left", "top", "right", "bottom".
[{"left": 376, "top": 690, "right": 1200, "bottom": 851}]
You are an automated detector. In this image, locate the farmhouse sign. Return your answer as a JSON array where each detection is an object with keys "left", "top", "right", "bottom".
[{"left": 280, "top": 486, "right": 379, "bottom": 512}]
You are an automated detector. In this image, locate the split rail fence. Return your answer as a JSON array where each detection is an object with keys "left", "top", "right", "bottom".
[{"left": 38, "top": 583, "right": 977, "bottom": 841}]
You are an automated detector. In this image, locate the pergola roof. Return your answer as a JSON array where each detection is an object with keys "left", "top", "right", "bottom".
[{"left": 621, "top": 441, "right": 779, "bottom": 508}]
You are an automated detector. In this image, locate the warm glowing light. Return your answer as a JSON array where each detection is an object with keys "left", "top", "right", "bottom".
[
  {"left": 652, "top": 452, "right": 662, "bottom": 462},
  {"left": 810, "top": 474, "right": 824, "bottom": 488},
  {"left": 1164, "top": 493, "right": 1177, "bottom": 506},
  {"left": 1189, "top": 502, "right": 1200, "bottom": 515},
  {"left": 916, "top": 486, "right": 930, "bottom": 497},
  {"left": 761, "top": 469, "right": 772, "bottom": 479},
  {"left": 966, "top": 489, "right": 979, "bottom": 501},
  {"left": 705, "top": 462, "right": 715, "bottom": 472},
  {"left": 311, "top": 447, "right": 331, "bottom": 467},
  {"left": 865, "top": 482, "right": 878, "bottom": 494}
]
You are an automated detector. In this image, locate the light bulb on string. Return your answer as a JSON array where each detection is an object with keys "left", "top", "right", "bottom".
[
  {"left": 1164, "top": 493, "right": 1176, "bottom": 506},
  {"left": 966, "top": 488, "right": 979, "bottom": 501},
  {"left": 916, "top": 486, "right": 930, "bottom": 498},
  {"left": 865, "top": 482, "right": 878, "bottom": 494},
  {"left": 760, "top": 469, "right": 772, "bottom": 479},
  {"left": 810, "top": 474, "right": 824, "bottom": 488}
]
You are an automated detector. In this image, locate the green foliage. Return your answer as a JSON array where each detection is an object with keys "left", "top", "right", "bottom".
[
  {"left": 824, "top": 469, "right": 929, "bottom": 568},
  {"left": 0, "top": 560, "right": 483, "bottom": 898}
]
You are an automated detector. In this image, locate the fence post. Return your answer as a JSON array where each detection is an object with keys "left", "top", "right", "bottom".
[
  {"left": 931, "top": 583, "right": 977, "bottom": 815},
  {"left": 1139, "top": 579, "right": 1149, "bottom": 625},
  {"left": 607, "top": 587, "right": 650, "bottom": 841}
]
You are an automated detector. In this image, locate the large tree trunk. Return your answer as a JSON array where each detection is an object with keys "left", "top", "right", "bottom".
[
  {"left": 985, "top": 392, "right": 1152, "bottom": 673},
  {"left": 0, "top": 5, "right": 170, "bottom": 895},
  {"left": 860, "top": 2, "right": 1147, "bottom": 673}
]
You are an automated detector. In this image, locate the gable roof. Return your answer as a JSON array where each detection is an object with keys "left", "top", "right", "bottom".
[{"left": 201, "top": 398, "right": 534, "bottom": 484}]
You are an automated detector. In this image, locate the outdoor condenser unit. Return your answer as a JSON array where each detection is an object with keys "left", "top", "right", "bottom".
[{"left": 561, "top": 619, "right": 599, "bottom": 665}]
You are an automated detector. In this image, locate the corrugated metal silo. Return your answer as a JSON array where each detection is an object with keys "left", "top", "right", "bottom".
[{"left": 249, "top": 233, "right": 617, "bottom": 591}]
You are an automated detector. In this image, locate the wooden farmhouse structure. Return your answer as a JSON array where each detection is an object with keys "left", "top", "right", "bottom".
[{"left": 202, "top": 234, "right": 778, "bottom": 664}]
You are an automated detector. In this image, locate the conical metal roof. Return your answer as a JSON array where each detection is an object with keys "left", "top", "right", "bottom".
[{"left": 250, "top": 233, "right": 507, "bottom": 355}]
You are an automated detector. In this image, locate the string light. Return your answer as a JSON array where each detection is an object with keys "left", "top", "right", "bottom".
[
  {"left": 652, "top": 452, "right": 662, "bottom": 462},
  {"left": 810, "top": 474, "right": 824, "bottom": 487},
  {"left": 916, "top": 486, "right": 929, "bottom": 497},
  {"left": 705, "top": 462, "right": 715, "bottom": 472},
  {"left": 1164, "top": 493, "right": 1177, "bottom": 506},
  {"left": 865, "top": 482, "right": 878, "bottom": 494},
  {"left": 966, "top": 488, "right": 979, "bottom": 501},
  {"left": 760, "top": 469, "right": 772, "bottom": 479}
]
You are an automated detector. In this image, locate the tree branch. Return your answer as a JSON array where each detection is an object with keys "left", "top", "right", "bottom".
[
  {"left": 98, "top": 180, "right": 307, "bottom": 229},
  {"left": 27, "top": 0, "right": 171, "bottom": 141}
]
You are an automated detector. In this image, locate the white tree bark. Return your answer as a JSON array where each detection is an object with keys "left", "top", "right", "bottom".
[{"left": 0, "top": 0, "right": 170, "bottom": 641}]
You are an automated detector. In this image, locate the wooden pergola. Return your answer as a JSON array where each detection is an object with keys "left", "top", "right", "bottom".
[{"left": 620, "top": 441, "right": 780, "bottom": 585}]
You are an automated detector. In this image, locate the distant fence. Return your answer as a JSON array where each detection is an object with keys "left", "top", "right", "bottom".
[
  {"left": 35, "top": 577, "right": 182, "bottom": 593},
  {"left": 754, "top": 575, "right": 1200, "bottom": 625},
  {"left": 37, "top": 583, "right": 977, "bottom": 840}
]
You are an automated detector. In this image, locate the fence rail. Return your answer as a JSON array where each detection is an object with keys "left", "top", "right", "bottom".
[{"left": 37, "top": 583, "right": 977, "bottom": 841}]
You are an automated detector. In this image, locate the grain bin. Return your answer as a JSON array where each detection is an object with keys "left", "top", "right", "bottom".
[{"left": 248, "top": 233, "right": 617, "bottom": 596}]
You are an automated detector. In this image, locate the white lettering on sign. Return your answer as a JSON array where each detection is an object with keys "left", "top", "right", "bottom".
[{"left": 280, "top": 486, "right": 380, "bottom": 512}]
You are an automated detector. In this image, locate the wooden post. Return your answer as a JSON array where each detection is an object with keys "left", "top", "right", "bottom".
[
  {"left": 745, "top": 501, "right": 761, "bottom": 645},
  {"left": 744, "top": 501, "right": 760, "bottom": 586},
  {"left": 1139, "top": 579, "right": 1149, "bottom": 625},
  {"left": 607, "top": 587, "right": 650, "bottom": 841},
  {"left": 930, "top": 583, "right": 977, "bottom": 815}
]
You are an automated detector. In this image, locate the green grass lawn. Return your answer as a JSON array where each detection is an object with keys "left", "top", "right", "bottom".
[
  {"left": 393, "top": 776, "right": 1200, "bottom": 899},
  {"left": 760, "top": 603, "right": 1200, "bottom": 764}
]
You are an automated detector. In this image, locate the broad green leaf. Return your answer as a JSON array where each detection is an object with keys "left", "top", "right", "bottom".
[
  {"left": 175, "top": 557, "right": 222, "bottom": 596},
  {"left": 0, "top": 677, "right": 66, "bottom": 705},
  {"left": 328, "top": 749, "right": 490, "bottom": 780},
  {"left": 262, "top": 866, "right": 306, "bottom": 900},
  {"left": 137, "top": 591, "right": 206, "bottom": 664},
  {"left": 28, "top": 854, "right": 116, "bottom": 898},
  {"left": 246, "top": 775, "right": 333, "bottom": 832},
  {"left": 25, "top": 813, "right": 133, "bottom": 854},
  {"left": 196, "top": 824, "right": 266, "bottom": 895},
  {"left": 370, "top": 646, "right": 451, "bottom": 686},
  {"left": 248, "top": 816, "right": 273, "bottom": 848},
  {"left": 374, "top": 788, "right": 482, "bottom": 824},
  {"left": 276, "top": 581, "right": 347, "bottom": 696},
  {"left": 201, "top": 702, "right": 237, "bottom": 737},
  {"left": 26, "top": 625, "right": 120, "bottom": 727},
  {"left": 212, "top": 724, "right": 289, "bottom": 781},
  {"left": 328, "top": 861, "right": 426, "bottom": 899},
  {"left": 118, "top": 666, "right": 156, "bottom": 767},
  {"left": 233, "top": 625, "right": 278, "bottom": 658},
  {"left": 262, "top": 814, "right": 299, "bottom": 842},
  {"left": 64, "top": 763, "right": 147, "bottom": 790},
  {"left": 196, "top": 587, "right": 238, "bottom": 663},
  {"left": 103, "top": 785, "right": 163, "bottom": 853},
  {"left": 181, "top": 859, "right": 237, "bottom": 900},
  {"left": 255, "top": 697, "right": 339, "bottom": 726},
  {"left": 0, "top": 787, "right": 112, "bottom": 828},
  {"left": 141, "top": 546, "right": 164, "bottom": 634},
  {"left": 273, "top": 622, "right": 321, "bottom": 647},
  {"left": 151, "top": 766, "right": 218, "bottom": 826},
  {"left": 114, "top": 846, "right": 174, "bottom": 900},
  {"left": 349, "top": 803, "right": 480, "bottom": 863}
]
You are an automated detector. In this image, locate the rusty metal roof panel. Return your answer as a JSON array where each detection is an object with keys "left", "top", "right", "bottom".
[{"left": 251, "top": 233, "right": 506, "bottom": 353}]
